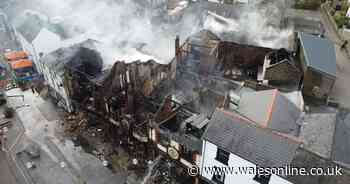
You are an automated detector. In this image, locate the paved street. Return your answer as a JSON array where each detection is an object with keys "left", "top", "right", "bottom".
[
  {"left": 0, "top": 151, "right": 17, "bottom": 184},
  {"left": 5, "top": 88, "right": 127, "bottom": 184},
  {"left": 318, "top": 5, "right": 350, "bottom": 109}
]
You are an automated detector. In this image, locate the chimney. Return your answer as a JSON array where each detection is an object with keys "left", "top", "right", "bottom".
[{"left": 175, "top": 35, "right": 181, "bottom": 63}]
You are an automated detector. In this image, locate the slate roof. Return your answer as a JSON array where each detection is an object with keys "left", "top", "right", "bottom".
[
  {"left": 203, "top": 109, "right": 300, "bottom": 168},
  {"left": 288, "top": 148, "right": 350, "bottom": 184},
  {"left": 332, "top": 110, "right": 350, "bottom": 168},
  {"left": 238, "top": 89, "right": 302, "bottom": 135},
  {"left": 299, "top": 32, "right": 337, "bottom": 77}
]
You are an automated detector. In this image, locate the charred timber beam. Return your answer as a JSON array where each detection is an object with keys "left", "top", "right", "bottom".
[{"left": 157, "top": 112, "right": 178, "bottom": 126}]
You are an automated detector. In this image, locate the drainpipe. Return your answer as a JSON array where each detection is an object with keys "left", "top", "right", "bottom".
[{"left": 175, "top": 35, "right": 181, "bottom": 64}]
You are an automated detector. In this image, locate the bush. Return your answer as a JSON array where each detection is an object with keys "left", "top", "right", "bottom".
[
  {"left": 334, "top": 11, "right": 348, "bottom": 28},
  {"left": 340, "top": 0, "right": 350, "bottom": 12},
  {"left": 4, "top": 106, "right": 14, "bottom": 118},
  {"left": 295, "top": 0, "right": 323, "bottom": 10}
]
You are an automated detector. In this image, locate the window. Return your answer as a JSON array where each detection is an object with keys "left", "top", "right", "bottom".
[
  {"left": 212, "top": 166, "right": 225, "bottom": 184},
  {"left": 253, "top": 173, "right": 271, "bottom": 184},
  {"left": 215, "top": 148, "right": 229, "bottom": 165}
]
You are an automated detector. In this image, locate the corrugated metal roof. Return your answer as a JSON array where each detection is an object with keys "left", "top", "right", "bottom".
[
  {"left": 10, "top": 59, "right": 33, "bottom": 69},
  {"left": 299, "top": 32, "right": 336, "bottom": 77},
  {"left": 5, "top": 51, "right": 28, "bottom": 61},
  {"left": 203, "top": 109, "right": 300, "bottom": 168}
]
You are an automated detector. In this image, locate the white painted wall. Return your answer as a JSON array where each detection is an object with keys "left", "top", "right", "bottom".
[
  {"left": 32, "top": 28, "right": 62, "bottom": 57},
  {"left": 18, "top": 29, "right": 73, "bottom": 112},
  {"left": 39, "top": 61, "right": 73, "bottom": 112},
  {"left": 200, "top": 140, "right": 293, "bottom": 184}
]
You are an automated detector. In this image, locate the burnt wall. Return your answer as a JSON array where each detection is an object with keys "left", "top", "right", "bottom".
[{"left": 217, "top": 41, "right": 275, "bottom": 69}]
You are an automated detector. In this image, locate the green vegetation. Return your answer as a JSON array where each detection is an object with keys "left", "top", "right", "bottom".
[
  {"left": 334, "top": 11, "right": 348, "bottom": 28},
  {"left": 223, "top": 0, "right": 234, "bottom": 4},
  {"left": 331, "top": 0, "right": 350, "bottom": 28},
  {"left": 295, "top": 0, "right": 324, "bottom": 10}
]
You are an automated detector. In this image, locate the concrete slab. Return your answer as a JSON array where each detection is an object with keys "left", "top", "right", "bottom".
[
  {"left": 0, "top": 151, "right": 17, "bottom": 184},
  {"left": 300, "top": 113, "right": 336, "bottom": 158}
]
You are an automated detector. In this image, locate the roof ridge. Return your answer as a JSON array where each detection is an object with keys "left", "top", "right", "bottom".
[{"left": 265, "top": 89, "right": 278, "bottom": 127}]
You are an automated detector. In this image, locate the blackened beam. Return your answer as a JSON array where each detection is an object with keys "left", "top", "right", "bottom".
[
  {"left": 143, "top": 96, "right": 196, "bottom": 115},
  {"left": 71, "top": 100, "right": 107, "bottom": 121},
  {"left": 188, "top": 43, "right": 216, "bottom": 49},
  {"left": 65, "top": 65, "right": 96, "bottom": 82},
  {"left": 157, "top": 112, "right": 178, "bottom": 126}
]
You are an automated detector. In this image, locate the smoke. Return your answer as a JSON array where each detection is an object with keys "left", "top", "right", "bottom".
[
  {"left": 31, "top": 0, "right": 181, "bottom": 65},
  {"left": 8, "top": 0, "right": 292, "bottom": 66},
  {"left": 203, "top": 0, "right": 292, "bottom": 49}
]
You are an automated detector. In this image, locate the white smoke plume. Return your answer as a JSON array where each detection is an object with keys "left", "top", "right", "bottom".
[
  {"left": 8, "top": 0, "right": 293, "bottom": 65},
  {"left": 203, "top": 0, "right": 292, "bottom": 49}
]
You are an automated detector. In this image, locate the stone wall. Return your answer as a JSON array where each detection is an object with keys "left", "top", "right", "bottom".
[{"left": 265, "top": 61, "right": 301, "bottom": 84}]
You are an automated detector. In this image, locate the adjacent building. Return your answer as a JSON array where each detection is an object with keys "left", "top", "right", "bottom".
[
  {"left": 297, "top": 32, "right": 337, "bottom": 99},
  {"left": 235, "top": 89, "right": 303, "bottom": 136},
  {"left": 261, "top": 49, "right": 302, "bottom": 89},
  {"left": 201, "top": 109, "right": 299, "bottom": 184},
  {"left": 39, "top": 40, "right": 102, "bottom": 112}
]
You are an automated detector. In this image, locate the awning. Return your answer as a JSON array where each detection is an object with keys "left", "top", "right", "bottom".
[
  {"left": 5, "top": 51, "right": 29, "bottom": 61},
  {"left": 10, "top": 59, "right": 33, "bottom": 69}
]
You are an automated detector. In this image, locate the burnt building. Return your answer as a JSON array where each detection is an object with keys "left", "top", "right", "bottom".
[
  {"left": 261, "top": 48, "right": 302, "bottom": 90},
  {"left": 39, "top": 40, "right": 102, "bottom": 112},
  {"left": 65, "top": 56, "right": 178, "bottom": 163},
  {"left": 216, "top": 41, "right": 275, "bottom": 80},
  {"left": 60, "top": 30, "right": 303, "bottom": 183}
]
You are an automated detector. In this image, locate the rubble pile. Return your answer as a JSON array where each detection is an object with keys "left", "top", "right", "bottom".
[{"left": 64, "top": 112, "right": 87, "bottom": 136}]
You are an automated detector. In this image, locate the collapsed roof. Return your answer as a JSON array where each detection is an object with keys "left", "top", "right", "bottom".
[
  {"left": 41, "top": 39, "right": 103, "bottom": 77},
  {"left": 217, "top": 41, "right": 274, "bottom": 69}
]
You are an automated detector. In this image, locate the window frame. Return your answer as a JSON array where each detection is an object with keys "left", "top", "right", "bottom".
[
  {"left": 215, "top": 148, "right": 229, "bottom": 165},
  {"left": 212, "top": 166, "right": 225, "bottom": 184},
  {"left": 253, "top": 172, "right": 271, "bottom": 184}
]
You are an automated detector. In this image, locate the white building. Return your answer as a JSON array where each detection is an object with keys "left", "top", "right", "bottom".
[
  {"left": 200, "top": 109, "right": 300, "bottom": 184},
  {"left": 17, "top": 28, "right": 72, "bottom": 111},
  {"left": 18, "top": 28, "right": 100, "bottom": 112}
]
